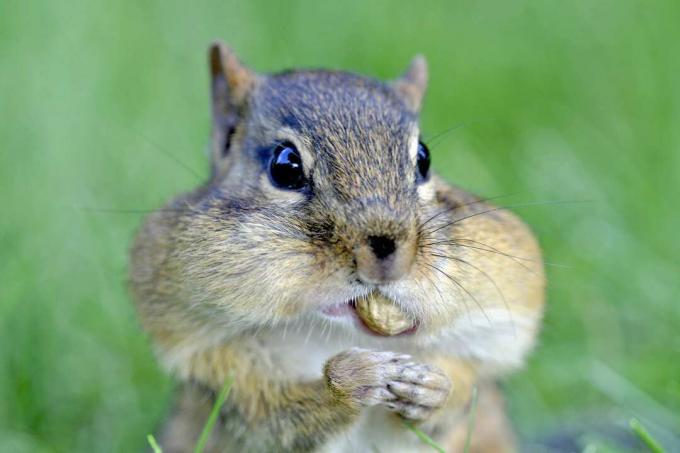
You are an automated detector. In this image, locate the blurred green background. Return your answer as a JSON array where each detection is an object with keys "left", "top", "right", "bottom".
[{"left": 1, "top": 0, "right": 679, "bottom": 451}]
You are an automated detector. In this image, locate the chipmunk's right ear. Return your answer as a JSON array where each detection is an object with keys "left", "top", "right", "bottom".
[
  {"left": 391, "top": 55, "right": 428, "bottom": 112},
  {"left": 208, "top": 41, "right": 257, "bottom": 174}
]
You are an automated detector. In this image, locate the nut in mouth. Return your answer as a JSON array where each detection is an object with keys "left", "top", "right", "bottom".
[{"left": 353, "top": 291, "right": 416, "bottom": 336}]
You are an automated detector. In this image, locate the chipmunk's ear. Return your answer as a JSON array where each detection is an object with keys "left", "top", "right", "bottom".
[
  {"left": 208, "top": 41, "right": 257, "bottom": 174},
  {"left": 391, "top": 55, "right": 428, "bottom": 112}
]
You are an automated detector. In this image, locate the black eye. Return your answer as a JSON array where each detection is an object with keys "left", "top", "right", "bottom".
[
  {"left": 416, "top": 141, "right": 431, "bottom": 182},
  {"left": 269, "top": 142, "right": 306, "bottom": 190}
]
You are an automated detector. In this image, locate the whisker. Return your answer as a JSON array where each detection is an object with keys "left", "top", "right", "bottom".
[
  {"left": 429, "top": 252, "right": 514, "bottom": 335},
  {"left": 422, "top": 239, "right": 537, "bottom": 262},
  {"left": 414, "top": 259, "right": 451, "bottom": 319},
  {"left": 420, "top": 264, "right": 446, "bottom": 306},
  {"left": 422, "top": 122, "right": 467, "bottom": 149},
  {"left": 422, "top": 241, "right": 540, "bottom": 278},
  {"left": 423, "top": 262, "right": 490, "bottom": 325},
  {"left": 131, "top": 127, "right": 204, "bottom": 181},
  {"left": 423, "top": 199, "right": 594, "bottom": 236},
  {"left": 418, "top": 188, "right": 542, "bottom": 231},
  {"left": 423, "top": 237, "right": 568, "bottom": 270},
  {"left": 74, "top": 206, "right": 191, "bottom": 214}
]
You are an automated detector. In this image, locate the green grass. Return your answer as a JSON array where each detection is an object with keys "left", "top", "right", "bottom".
[
  {"left": 403, "top": 420, "right": 446, "bottom": 453},
  {"left": 193, "top": 378, "right": 233, "bottom": 453},
  {"left": 1, "top": 0, "right": 679, "bottom": 451},
  {"left": 463, "top": 386, "right": 479, "bottom": 453},
  {"left": 147, "top": 434, "right": 162, "bottom": 453},
  {"left": 630, "top": 418, "right": 666, "bottom": 453}
]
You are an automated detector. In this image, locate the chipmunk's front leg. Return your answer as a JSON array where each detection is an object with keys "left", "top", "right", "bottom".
[
  {"left": 166, "top": 341, "right": 358, "bottom": 452},
  {"left": 164, "top": 344, "right": 452, "bottom": 452}
]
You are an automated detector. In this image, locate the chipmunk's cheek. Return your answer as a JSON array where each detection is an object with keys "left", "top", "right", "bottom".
[
  {"left": 378, "top": 283, "right": 452, "bottom": 334},
  {"left": 275, "top": 300, "right": 306, "bottom": 318}
]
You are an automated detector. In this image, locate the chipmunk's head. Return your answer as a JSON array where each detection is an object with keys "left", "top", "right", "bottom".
[
  {"left": 178, "top": 42, "right": 454, "bottom": 340},
  {"left": 133, "top": 42, "right": 543, "bottom": 368}
]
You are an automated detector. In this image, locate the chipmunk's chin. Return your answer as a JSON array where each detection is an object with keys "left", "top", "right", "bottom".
[{"left": 320, "top": 299, "right": 418, "bottom": 337}]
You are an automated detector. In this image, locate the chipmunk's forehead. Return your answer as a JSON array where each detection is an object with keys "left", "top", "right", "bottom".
[{"left": 256, "top": 70, "right": 417, "bottom": 137}]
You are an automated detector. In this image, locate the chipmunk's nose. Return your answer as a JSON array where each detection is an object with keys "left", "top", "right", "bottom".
[
  {"left": 355, "top": 234, "right": 415, "bottom": 284},
  {"left": 368, "top": 235, "right": 396, "bottom": 259}
]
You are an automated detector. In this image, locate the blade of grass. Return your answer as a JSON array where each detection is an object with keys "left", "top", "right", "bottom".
[
  {"left": 463, "top": 385, "right": 479, "bottom": 453},
  {"left": 630, "top": 418, "right": 665, "bottom": 453},
  {"left": 194, "top": 377, "right": 234, "bottom": 453},
  {"left": 589, "top": 361, "right": 680, "bottom": 428},
  {"left": 147, "top": 434, "right": 163, "bottom": 453},
  {"left": 402, "top": 420, "right": 446, "bottom": 453}
]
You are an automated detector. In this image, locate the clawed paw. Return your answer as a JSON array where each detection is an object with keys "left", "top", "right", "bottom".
[{"left": 325, "top": 348, "right": 451, "bottom": 421}]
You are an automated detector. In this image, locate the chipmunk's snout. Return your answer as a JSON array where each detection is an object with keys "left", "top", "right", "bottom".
[
  {"left": 355, "top": 234, "right": 416, "bottom": 284},
  {"left": 329, "top": 195, "right": 418, "bottom": 285}
]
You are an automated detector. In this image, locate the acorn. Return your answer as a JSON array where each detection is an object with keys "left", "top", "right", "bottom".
[{"left": 355, "top": 292, "right": 414, "bottom": 336}]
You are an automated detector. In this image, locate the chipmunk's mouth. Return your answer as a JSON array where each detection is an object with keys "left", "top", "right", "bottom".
[{"left": 321, "top": 295, "right": 418, "bottom": 337}]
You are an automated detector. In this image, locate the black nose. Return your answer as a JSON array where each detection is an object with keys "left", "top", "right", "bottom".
[{"left": 367, "top": 235, "right": 396, "bottom": 260}]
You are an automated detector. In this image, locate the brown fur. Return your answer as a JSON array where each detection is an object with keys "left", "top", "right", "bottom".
[{"left": 130, "top": 42, "right": 545, "bottom": 452}]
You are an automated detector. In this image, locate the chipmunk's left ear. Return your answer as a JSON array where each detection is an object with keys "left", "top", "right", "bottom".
[{"left": 391, "top": 55, "right": 428, "bottom": 112}]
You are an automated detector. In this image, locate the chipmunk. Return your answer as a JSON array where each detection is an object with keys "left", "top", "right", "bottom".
[{"left": 130, "top": 41, "right": 545, "bottom": 452}]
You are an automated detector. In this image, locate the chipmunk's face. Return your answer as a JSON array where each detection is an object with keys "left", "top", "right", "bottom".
[
  {"left": 244, "top": 71, "right": 431, "bottom": 283},
  {"left": 188, "top": 44, "right": 470, "bottom": 341}
]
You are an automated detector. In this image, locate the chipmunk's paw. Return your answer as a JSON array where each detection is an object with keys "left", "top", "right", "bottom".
[
  {"left": 384, "top": 362, "right": 451, "bottom": 421},
  {"left": 324, "top": 348, "right": 450, "bottom": 421}
]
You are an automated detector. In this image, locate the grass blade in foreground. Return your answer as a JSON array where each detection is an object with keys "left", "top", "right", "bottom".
[
  {"left": 402, "top": 420, "right": 446, "bottom": 453},
  {"left": 463, "top": 386, "right": 479, "bottom": 453},
  {"left": 194, "top": 377, "right": 234, "bottom": 453},
  {"left": 147, "top": 434, "right": 163, "bottom": 453},
  {"left": 629, "top": 418, "right": 665, "bottom": 453}
]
